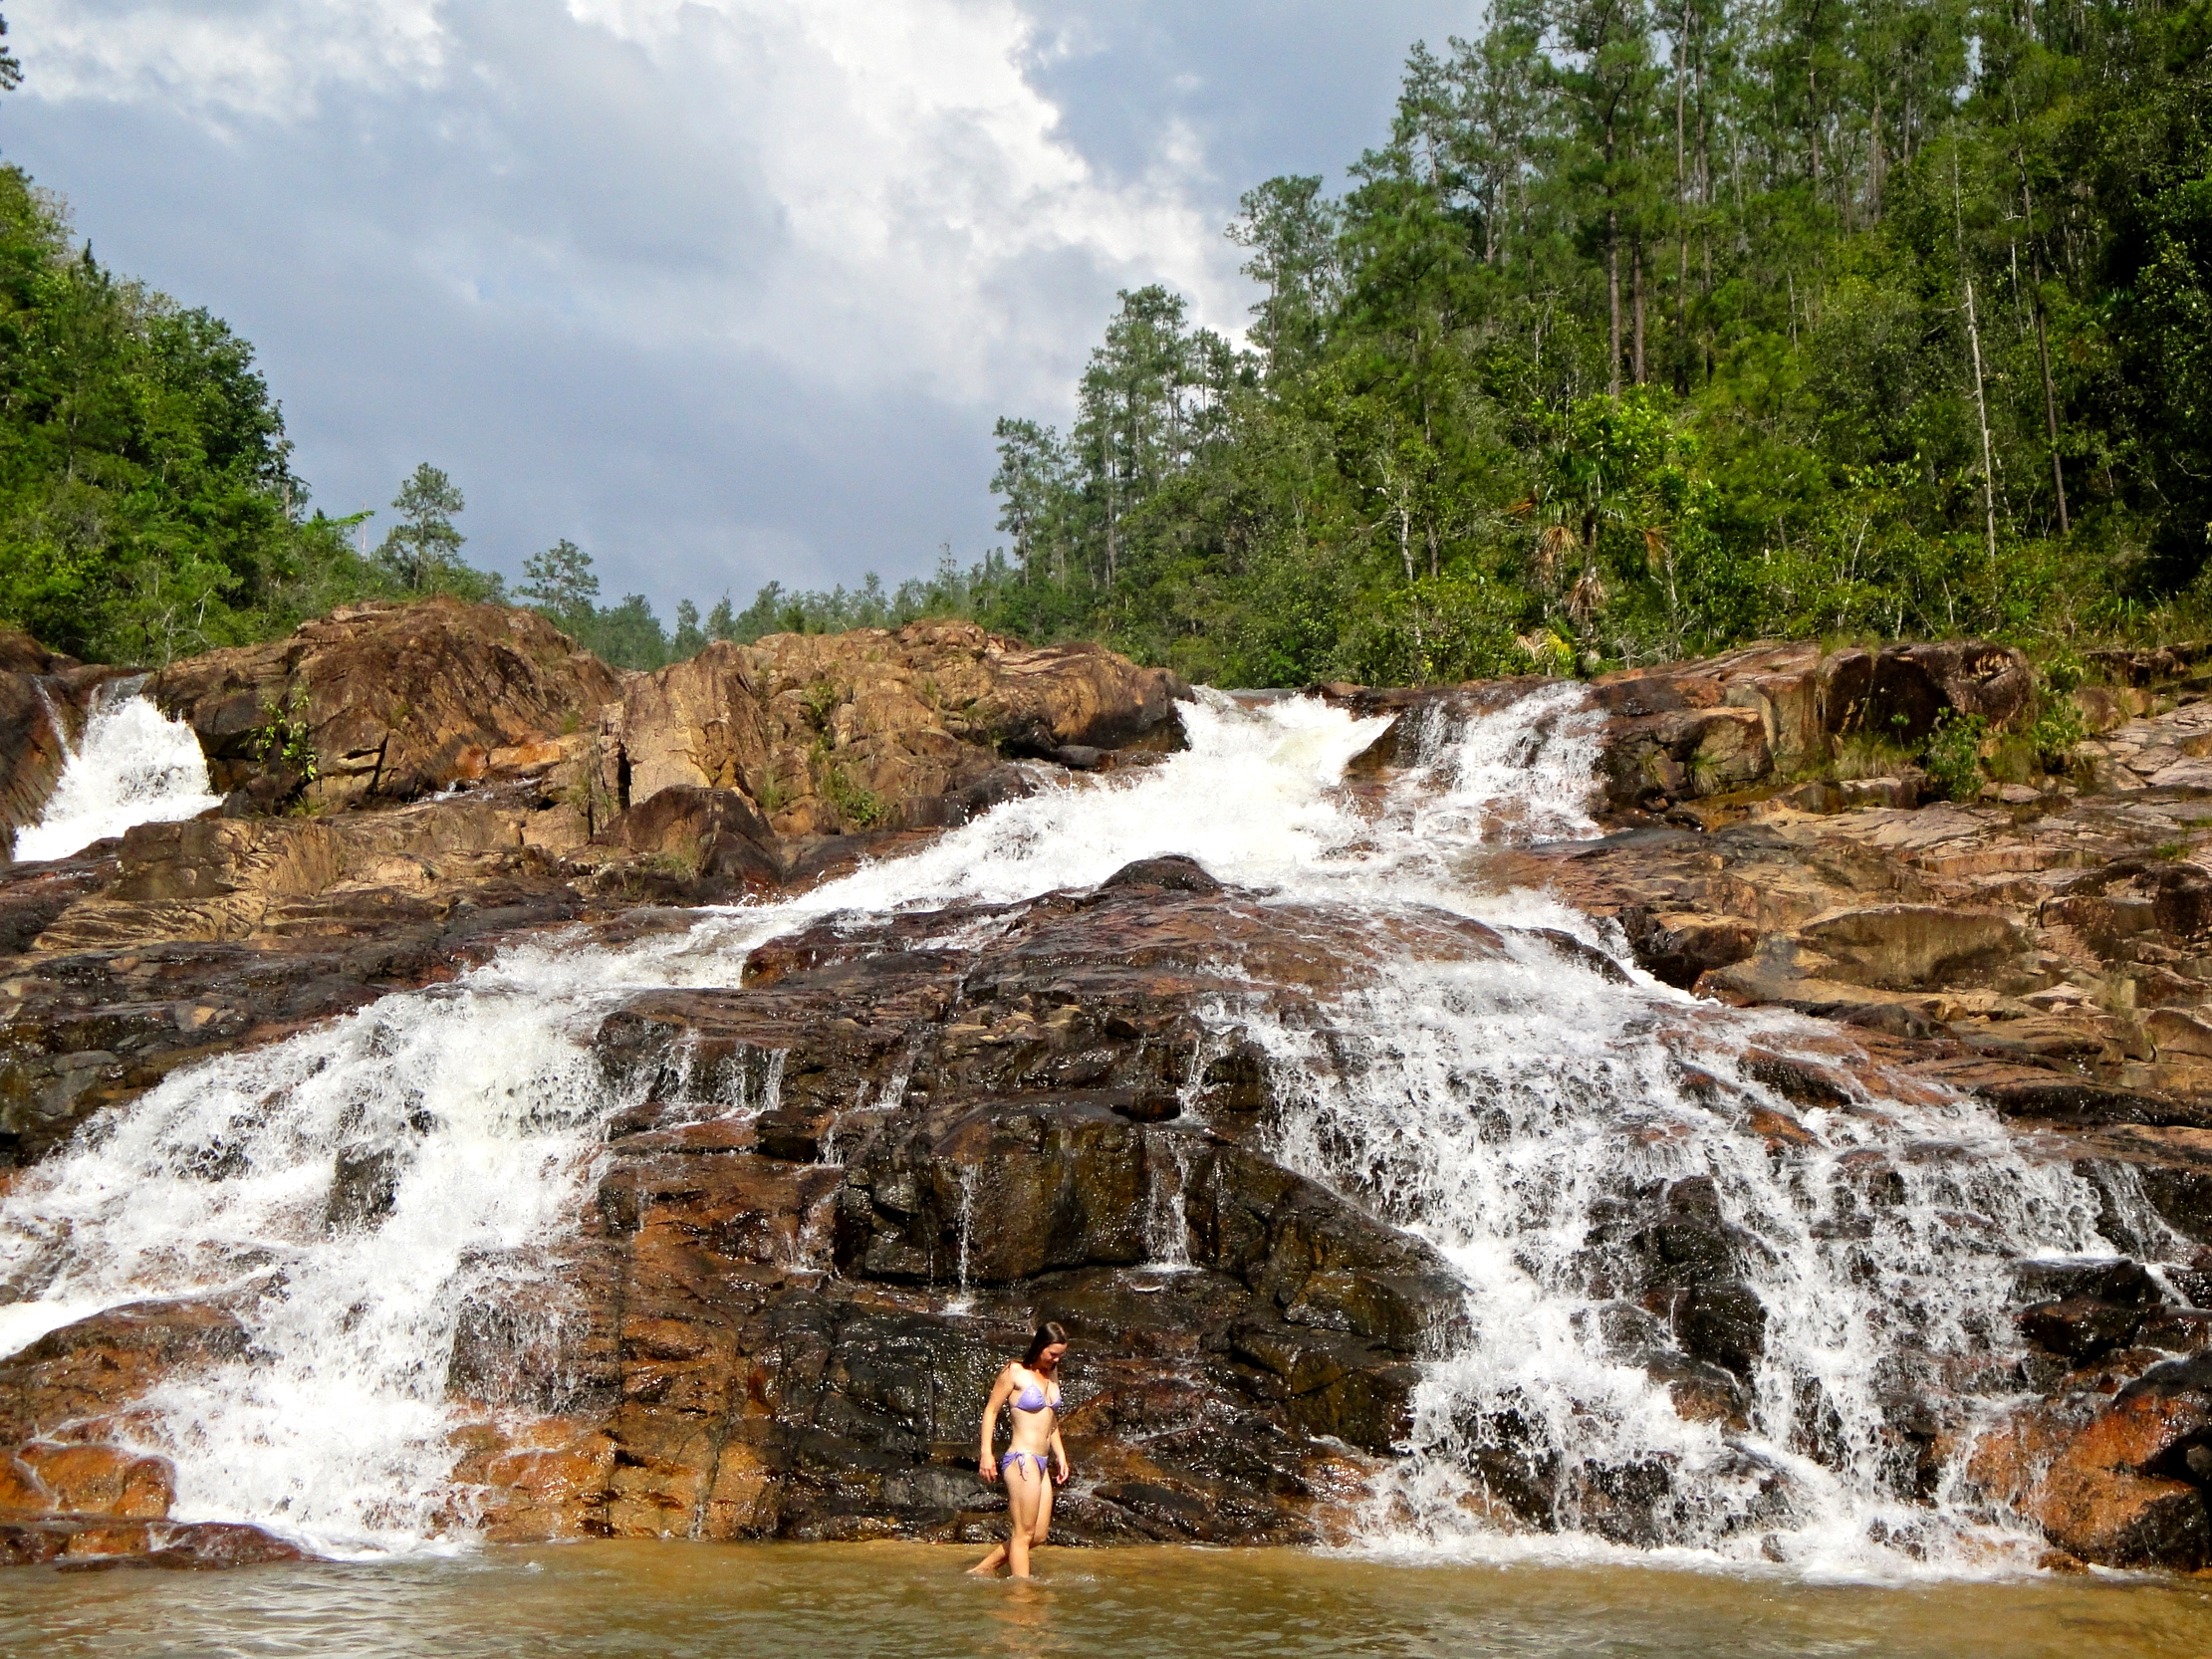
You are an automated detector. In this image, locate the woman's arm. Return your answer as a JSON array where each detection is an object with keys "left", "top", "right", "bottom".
[
  {"left": 1050, "top": 1426, "right": 1070, "bottom": 1485},
  {"left": 977, "top": 1366, "right": 1013, "bottom": 1483}
]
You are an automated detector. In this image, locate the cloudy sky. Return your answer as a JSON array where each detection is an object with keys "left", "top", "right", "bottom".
[{"left": 8, "top": 1, "right": 1481, "bottom": 610}]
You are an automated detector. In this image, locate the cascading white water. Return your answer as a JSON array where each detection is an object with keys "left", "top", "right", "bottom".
[
  {"left": 1247, "top": 957, "right": 2104, "bottom": 1575},
  {"left": 11, "top": 684, "right": 224, "bottom": 863},
  {"left": 1390, "top": 680, "right": 1609, "bottom": 845},
  {"left": 0, "top": 684, "right": 2124, "bottom": 1572}
]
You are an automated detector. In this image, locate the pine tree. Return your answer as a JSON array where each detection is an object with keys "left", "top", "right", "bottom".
[
  {"left": 376, "top": 464, "right": 466, "bottom": 592},
  {"left": 516, "top": 537, "right": 600, "bottom": 620}
]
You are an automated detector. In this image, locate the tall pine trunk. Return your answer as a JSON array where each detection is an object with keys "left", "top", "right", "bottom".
[{"left": 1608, "top": 208, "right": 1622, "bottom": 395}]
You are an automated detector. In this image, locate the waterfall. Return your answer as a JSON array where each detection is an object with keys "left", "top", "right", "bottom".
[
  {"left": 0, "top": 684, "right": 2119, "bottom": 1570},
  {"left": 1247, "top": 956, "right": 2100, "bottom": 1573},
  {"left": 11, "top": 684, "right": 224, "bottom": 863}
]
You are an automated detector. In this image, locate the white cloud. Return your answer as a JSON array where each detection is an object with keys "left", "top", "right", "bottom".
[
  {"left": 16, "top": 0, "right": 447, "bottom": 120},
  {"left": 7, "top": 0, "right": 1487, "bottom": 607},
  {"left": 17, "top": 0, "right": 1250, "bottom": 409}
]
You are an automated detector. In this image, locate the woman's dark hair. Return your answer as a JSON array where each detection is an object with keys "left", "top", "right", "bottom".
[{"left": 1023, "top": 1321, "right": 1070, "bottom": 1366}]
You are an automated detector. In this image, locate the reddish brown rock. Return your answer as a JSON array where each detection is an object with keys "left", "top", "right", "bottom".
[
  {"left": 0, "top": 1514, "right": 304, "bottom": 1567},
  {"left": 149, "top": 597, "right": 623, "bottom": 810},
  {"left": 0, "top": 1302, "right": 249, "bottom": 1447},
  {"left": 1973, "top": 1385, "right": 2212, "bottom": 1569},
  {"left": 0, "top": 1443, "right": 175, "bottom": 1519},
  {"left": 616, "top": 641, "right": 773, "bottom": 806},
  {"left": 724, "top": 621, "right": 1188, "bottom": 837},
  {"left": 604, "top": 786, "right": 782, "bottom": 898}
]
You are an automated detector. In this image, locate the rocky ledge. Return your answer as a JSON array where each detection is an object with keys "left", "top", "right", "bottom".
[
  {"left": 1, "top": 601, "right": 1188, "bottom": 1165},
  {"left": 5, "top": 607, "right": 2212, "bottom": 1569}
]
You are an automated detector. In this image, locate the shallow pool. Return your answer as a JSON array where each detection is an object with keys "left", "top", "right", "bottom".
[{"left": 5, "top": 1540, "right": 2212, "bottom": 1659}]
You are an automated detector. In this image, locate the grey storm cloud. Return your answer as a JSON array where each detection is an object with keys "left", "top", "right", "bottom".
[{"left": 5, "top": 0, "right": 1479, "bottom": 610}]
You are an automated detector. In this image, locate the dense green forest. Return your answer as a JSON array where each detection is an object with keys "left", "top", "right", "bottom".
[
  {"left": 7, "top": 2, "right": 2207, "bottom": 685},
  {"left": 0, "top": 159, "right": 519, "bottom": 664},
  {"left": 0, "top": 147, "right": 958, "bottom": 671},
  {"left": 946, "top": 0, "right": 2212, "bottom": 685}
]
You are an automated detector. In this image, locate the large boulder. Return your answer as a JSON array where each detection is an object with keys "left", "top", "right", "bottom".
[
  {"left": 0, "top": 1443, "right": 174, "bottom": 1520},
  {"left": 1793, "top": 904, "right": 2031, "bottom": 991},
  {"left": 606, "top": 785, "right": 782, "bottom": 896},
  {"left": 0, "top": 1515, "right": 305, "bottom": 1567},
  {"left": 615, "top": 641, "right": 772, "bottom": 805},
  {"left": 0, "top": 1301, "right": 249, "bottom": 1447},
  {"left": 727, "top": 622, "right": 1188, "bottom": 836},
  {"left": 1972, "top": 1369, "right": 2212, "bottom": 1569},
  {"left": 150, "top": 598, "right": 623, "bottom": 810}
]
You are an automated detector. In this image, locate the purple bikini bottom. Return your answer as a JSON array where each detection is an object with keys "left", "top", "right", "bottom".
[{"left": 1000, "top": 1451, "right": 1053, "bottom": 1482}]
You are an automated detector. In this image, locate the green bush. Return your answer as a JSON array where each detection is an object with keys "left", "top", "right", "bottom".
[
  {"left": 249, "top": 685, "right": 319, "bottom": 785},
  {"left": 2029, "top": 696, "right": 2088, "bottom": 771},
  {"left": 821, "top": 764, "right": 887, "bottom": 829},
  {"left": 1922, "top": 711, "right": 1990, "bottom": 802}
]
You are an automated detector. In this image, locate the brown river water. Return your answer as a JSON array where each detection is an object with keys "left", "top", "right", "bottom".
[{"left": 4, "top": 1542, "right": 2211, "bottom": 1659}]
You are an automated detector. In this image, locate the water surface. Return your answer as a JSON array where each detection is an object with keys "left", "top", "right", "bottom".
[{"left": 4, "top": 1542, "right": 2210, "bottom": 1659}]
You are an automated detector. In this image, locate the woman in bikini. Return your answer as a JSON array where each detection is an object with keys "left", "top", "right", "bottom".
[{"left": 967, "top": 1321, "right": 1070, "bottom": 1578}]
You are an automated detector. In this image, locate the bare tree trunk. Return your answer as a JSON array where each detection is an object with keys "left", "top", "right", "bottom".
[
  {"left": 1698, "top": 48, "right": 1713, "bottom": 383},
  {"left": 1675, "top": 5, "right": 1690, "bottom": 392},
  {"left": 1608, "top": 209, "right": 1622, "bottom": 395},
  {"left": 2021, "top": 169, "right": 2071, "bottom": 534},
  {"left": 1632, "top": 237, "right": 1647, "bottom": 384},
  {"left": 1870, "top": 88, "right": 1885, "bottom": 219},
  {"left": 1955, "top": 156, "right": 1998, "bottom": 568},
  {"left": 1966, "top": 273, "right": 1998, "bottom": 567},
  {"left": 2031, "top": 296, "right": 2069, "bottom": 535},
  {"left": 1807, "top": 63, "right": 1822, "bottom": 190}
]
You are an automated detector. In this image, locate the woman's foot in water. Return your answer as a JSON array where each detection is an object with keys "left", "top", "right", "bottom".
[{"left": 966, "top": 1544, "right": 1008, "bottom": 1576}]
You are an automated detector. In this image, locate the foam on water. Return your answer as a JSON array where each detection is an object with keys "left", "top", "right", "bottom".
[
  {"left": 0, "top": 685, "right": 2121, "bottom": 1572},
  {"left": 11, "top": 685, "right": 223, "bottom": 863}
]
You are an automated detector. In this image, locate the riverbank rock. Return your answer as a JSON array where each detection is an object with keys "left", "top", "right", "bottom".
[
  {"left": 715, "top": 622, "right": 1188, "bottom": 838},
  {"left": 0, "top": 1301, "right": 312, "bottom": 1565},
  {"left": 1326, "top": 639, "right": 2031, "bottom": 813},
  {"left": 0, "top": 1514, "right": 306, "bottom": 1568},
  {"left": 120, "top": 599, "right": 1192, "bottom": 881},
  {"left": 148, "top": 598, "right": 624, "bottom": 812}
]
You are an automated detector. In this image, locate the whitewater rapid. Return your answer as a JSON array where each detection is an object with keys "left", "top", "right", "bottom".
[
  {"left": 0, "top": 687, "right": 2118, "bottom": 1573},
  {"left": 10, "top": 684, "right": 223, "bottom": 863}
]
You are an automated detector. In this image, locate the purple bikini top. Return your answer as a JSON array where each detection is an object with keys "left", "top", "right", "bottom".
[{"left": 1012, "top": 1375, "right": 1060, "bottom": 1413}]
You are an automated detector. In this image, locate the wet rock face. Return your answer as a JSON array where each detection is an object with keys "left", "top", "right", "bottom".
[
  {"left": 0, "top": 1515, "right": 306, "bottom": 1568},
  {"left": 423, "top": 870, "right": 1516, "bottom": 1547},
  {"left": 2, "top": 606, "right": 1196, "bottom": 1175},
  {"left": 0, "top": 800, "right": 592, "bottom": 1166},
  {"left": 1332, "top": 640, "right": 2032, "bottom": 813},
  {"left": 0, "top": 1302, "right": 250, "bottom": 1447}
]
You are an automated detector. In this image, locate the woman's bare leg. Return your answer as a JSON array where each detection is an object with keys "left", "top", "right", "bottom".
[
  {"left": 1004, "top": 1463, "right": 1042, "bottom": 1578},
  {"left": 1031, "top": 1473, "right": 1054, "bottom": 1553},
  {"left": 966, "top": 1541, "right": 1008, "bottom": 1575}
]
